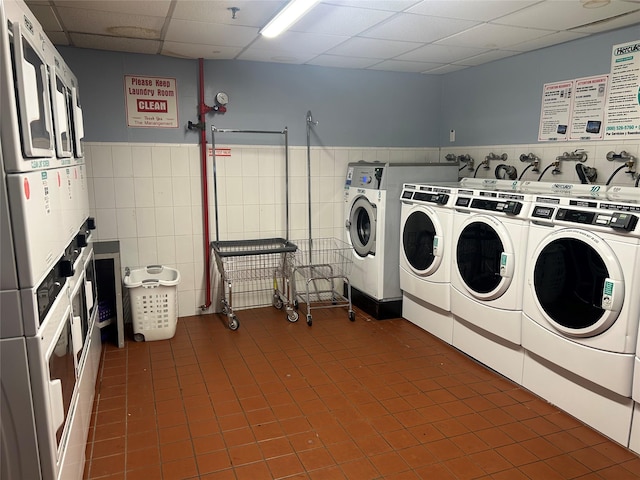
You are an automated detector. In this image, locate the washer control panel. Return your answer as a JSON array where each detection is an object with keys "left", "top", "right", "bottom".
[{"left": 346, "top": 165, "right": 384, "bottom": 190}]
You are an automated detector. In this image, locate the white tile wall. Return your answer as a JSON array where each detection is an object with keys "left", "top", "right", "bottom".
[{"left": 86, "top": 139, "right": 639, "bottom": 319}]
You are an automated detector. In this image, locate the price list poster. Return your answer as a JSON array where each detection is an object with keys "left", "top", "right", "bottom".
[{"left": 604, "top": 40, "right": 640, "bottom": 139}]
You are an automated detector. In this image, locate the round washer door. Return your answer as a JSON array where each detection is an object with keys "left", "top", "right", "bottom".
[
  {"left": 455, "top": 214, "right": 515, "bottom": 301},
  {"left": 348, "top": 196, "right": 376, "bottom": 257},
  {"left": 529, "top": 228, "right": 624, "bottom": 337},
  {"left": 401, "top": 206, "right": 444, "bottom": 276}
]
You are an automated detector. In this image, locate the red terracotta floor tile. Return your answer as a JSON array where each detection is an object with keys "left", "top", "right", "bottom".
[{"left": 82, "top": 309, "right": 640, "bottom": 480}]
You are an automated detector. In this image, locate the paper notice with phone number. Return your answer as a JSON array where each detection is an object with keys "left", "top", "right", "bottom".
[{"left": 604, "top": 40, "right": 640, "bottom": 139}]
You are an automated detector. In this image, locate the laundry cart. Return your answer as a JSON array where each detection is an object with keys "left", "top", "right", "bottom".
[
  {"left": 291, "top": 238, "right": 354, "bottom": 326},
  {"left": 212, "top": 238, "right": 298, "bottom": 330}
]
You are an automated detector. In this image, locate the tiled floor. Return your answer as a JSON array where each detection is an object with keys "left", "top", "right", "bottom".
[{"left": 84, "top": 306, "right": 640, "bottom": 480}]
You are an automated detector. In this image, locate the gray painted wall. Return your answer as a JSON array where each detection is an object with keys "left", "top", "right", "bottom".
[
  {"left": 60, "top": 23, "right": 639, "bottom": 148},
  {"left": 440, "top": 24, "right": 640, "bottom": 146},
  {"left": 60, "top": 49, "right": 443, "bottom": 147}
]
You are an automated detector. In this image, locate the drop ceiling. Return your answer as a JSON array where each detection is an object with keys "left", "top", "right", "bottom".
[{"left": 24, "top": 0, "right": 640, "bottom": 74}]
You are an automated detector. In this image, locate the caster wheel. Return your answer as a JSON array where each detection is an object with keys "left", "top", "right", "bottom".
[
  {"left": 348, "top": 311, "right": 355, "bottom": 322},
  {"left": 306, "top": 314, "right": 312, "bottom": 326},
  {"left": 287, "top": 310, "right": 299, "bottom": 323},
  {"left": 134, "top": 333, "right": 145, "bottom": 342},
  {"left": 221, "top": 305, "right": 229, "bottom": 315},
  {"left": 273, "top": 296, "right": 284, "bottom": 310},
  {"left": 229, "top": 316, "right": 240, "bottom": 331},
  {"left": 293, "top": 300, "right": 299, "bottom": 310}
]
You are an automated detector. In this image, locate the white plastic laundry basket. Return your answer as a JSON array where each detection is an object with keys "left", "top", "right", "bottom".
[{"left": 124, "top": 265, "right": 181, "bottom": 341}]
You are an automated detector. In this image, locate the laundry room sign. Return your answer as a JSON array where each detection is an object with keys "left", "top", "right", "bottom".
[{"left": 124, "top": 75, "right": 178, "bottom": 128}]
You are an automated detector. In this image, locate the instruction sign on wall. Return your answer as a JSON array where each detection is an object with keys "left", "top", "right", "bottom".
[
  {"left": 604, "top": 40, "right": 640, "bottom": 139},
  {"left": 124, "top": 75, "right": 178, "bottom": 128},
  {"left": 570, "top": 75, "right": 608, "bottom": 141},
  {"left": 538, "top": 80, "right": 573, "bottom": 141}
]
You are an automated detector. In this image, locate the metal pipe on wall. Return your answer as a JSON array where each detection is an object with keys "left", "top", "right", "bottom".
[{"left": 198, "top": 58, "right": 212, "bottom": 311}]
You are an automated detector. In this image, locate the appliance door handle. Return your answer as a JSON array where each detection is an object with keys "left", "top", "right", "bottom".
[
  {"left": 500, "top": 252, "right": 514, "bottom": 278},
  {"left": 433, "top": 235, "right": 442, "bottom": 257},
  {"left": 49, "top": 379, "right": 65, "bottom": 432},
  {"left": 71, "top": 316, "right": 84, "bottom": 360},
  {"left": 601, "top": 278, "right": 623, "bottom": 312}
]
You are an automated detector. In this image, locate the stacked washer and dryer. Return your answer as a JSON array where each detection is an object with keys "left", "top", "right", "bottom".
[
  {"left": 344, "top": 162, "right": 457, "bottom": 319},
  {"left": 519, "top": 181, "right": 640, "bottom": 446},
  {"left": 1, "top": 1, "right": 99, "bottom": 479}
]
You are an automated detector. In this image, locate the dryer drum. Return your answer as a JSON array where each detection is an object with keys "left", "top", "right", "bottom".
[
  {"left": 533, "top": 238, "right": 608, "bottom": 330},
  {"left": 456, "top": 223, "right": 502, "bottom": 294}
]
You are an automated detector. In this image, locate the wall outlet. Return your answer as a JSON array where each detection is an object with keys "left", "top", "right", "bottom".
[{"left": 449, "top": 129, "right": 455, "bottom": 142}]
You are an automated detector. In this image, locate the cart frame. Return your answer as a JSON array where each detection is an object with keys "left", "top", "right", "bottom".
[
  {"left": 291, "top": 238, "right": 355, "bottom": 326},
  {"left": 211, "top": 238, "right": 298, "bottom": 330}
]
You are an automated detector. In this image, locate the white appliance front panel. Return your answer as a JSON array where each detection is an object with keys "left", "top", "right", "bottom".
[{"left": 7, "top": 168, "right": 64, "bottom": 288}]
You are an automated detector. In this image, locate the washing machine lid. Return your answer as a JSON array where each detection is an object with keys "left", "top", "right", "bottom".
[
  {"left": 454, "top": 214, "right": 515, "bottom": 301},
  {"left": 529, "top": 227, "right": 624, "bottom": 337},
  {"left": 401, "top": 206, "right": 444, "bottom": 276},
  {"left": 348, "top": 196, "right": 376, "bottom": 257}
]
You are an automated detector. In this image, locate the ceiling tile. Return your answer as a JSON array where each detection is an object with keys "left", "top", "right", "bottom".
[
  {"left": 46, "top": 31, "right": 70, "bottom": 45},
  {"left": 56, "top": 6, "right": 165, "bottom": 39},
  {"left": 164, "top": 18, "right": 258, "bottom": 46},
  {"left": 367, "top": 59, "right": 444, "bottom": 73},
  {"left": 251, "top": 31, "right": 349, "bottom": 54},
  {"left": 171, "top": 0, "right": 284, "bottom": 27},
  {"left": 327, "top": 37, "right": 421, "bottom": 59},
  {"left": 493, "top": 0, "right": 640, "bottom": 31},
  {"left": 55, "top": 0, "right": 171, "bottom": 17},
  {"left": 161, "top": 41, "right": 243, "bottom": 60},
  {"left": 69, "top": 33, "right": 160, "bottom": 54},
  {"left": 423, "top": 64, "right": 469, "bottom": 74},
  {"left": 510, "top": 31, "right": 589, "bottom": 53},
  {"left": 291, "top": 4, "right": 395, "bottom": 36},
  {"left": 453, "top": 49, "right": 521, "bottom": 66},
  {"left": 361, "top": 12, "right": 479, "bottom": 43},
  {"left": 571, "top": 9, "right": 640, "bottom": 33},
  {"left": 407, "top": 0, "right": 540, "bottom": 22},
  {"left": 397, "top": 43, "right": 489, "bottom": 63},
  {"left": 26, "top": 4, "right": 63, "bottom": 31},
  {"left": 237, "top": 48, "right": 317, "bottom": 64},
  {"left": 306, "top": 55, "right": 381, "bottom": 69},
  {"left": 322, "top": 1, "right": 421, "bottom": 12},
  {"left": 436, "top": 23, "right": 553, "bottom": 49}
]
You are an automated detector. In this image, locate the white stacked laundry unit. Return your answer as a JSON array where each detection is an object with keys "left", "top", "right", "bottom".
[{"left": 0, "top": 1, "right": 100, "bottom": 479}]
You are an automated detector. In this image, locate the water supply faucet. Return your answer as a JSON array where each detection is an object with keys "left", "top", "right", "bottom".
[{"left": 519, "top": 153, "right": 540, "bottom": 172}]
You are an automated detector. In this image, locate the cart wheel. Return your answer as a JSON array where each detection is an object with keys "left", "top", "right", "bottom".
[
  {"left": 293, "top": 300, "right": 299, "bottom": 310},
  {"left": 134, "top": 333, "right": 145, "bottom": 342},
  {"left": 306, "top": 314, "right": 312, "bottom": 326},
  {"left": 273, "top": 296, "right": 284, "bottom": 310},
  {"left": 287, "top": 310, "right": 299, "bottom": 323},
  {"left": 348, "top": 311, "right": 355, "bottom": 322},
  {"left": 221, "top": 304, "right": 229, "bottom": 315},
  {"left": 229, "top": 315, "right": 240, "bottom": 331}
]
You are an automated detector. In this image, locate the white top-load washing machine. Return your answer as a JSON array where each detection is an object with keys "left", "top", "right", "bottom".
[
  {"left": 520, "top": 182, "right": 640, "bottom": 446},
  {"left": 399, "top": 182, "right": 459, "bottom": 342},
  {"left": 450, "top": 178, "right": 531, "bottom": 383},
  {"left": 344, "top": 162, "right": 458, "bottom": 319}
]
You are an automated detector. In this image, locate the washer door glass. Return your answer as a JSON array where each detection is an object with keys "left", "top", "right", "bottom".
[
  {"left": 349, "top": 197, "right": 376, "bottom": 257},
  {"left": 402, "top": 209, "right": 442, "bottom": 275},
  {"left": 455, "top": 216, "right": 513, "bottom": 300},
  {"left": 531, "top": 229, "right": 624, "bottom": 337}
]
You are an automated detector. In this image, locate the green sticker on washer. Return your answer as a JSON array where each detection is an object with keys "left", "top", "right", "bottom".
[{"left": 604, "top": 280, "right": 614, "bottom": 296}]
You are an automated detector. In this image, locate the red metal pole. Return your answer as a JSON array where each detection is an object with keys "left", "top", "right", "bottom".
[{"left": 198, "top": 57, "right": 212, "bottom": 310}]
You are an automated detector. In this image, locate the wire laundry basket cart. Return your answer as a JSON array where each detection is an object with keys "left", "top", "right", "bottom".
[
  {"left": 212, "top": 238, "right": 298, "bottom": 330},
  {"left": 291, "top": 237, "right": 355, "bottom": 326}
]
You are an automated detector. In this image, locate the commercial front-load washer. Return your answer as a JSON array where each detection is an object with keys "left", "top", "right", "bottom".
[
  {"left": 450, "top": 178, "right": 531, "bottom": 383},
  {"left": 521, "top": 183, "right": 640, "bottom": 446},
  {"left": 344, "top": 162, "right": 457, "bottom": 319},
  {"left": 399, "top": 182, "right": 459, "bottom": 342}
]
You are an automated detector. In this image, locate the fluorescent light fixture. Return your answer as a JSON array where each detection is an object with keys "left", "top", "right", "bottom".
[{"left": 259, "top": 0, "right": 321, "bottom": 38}]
